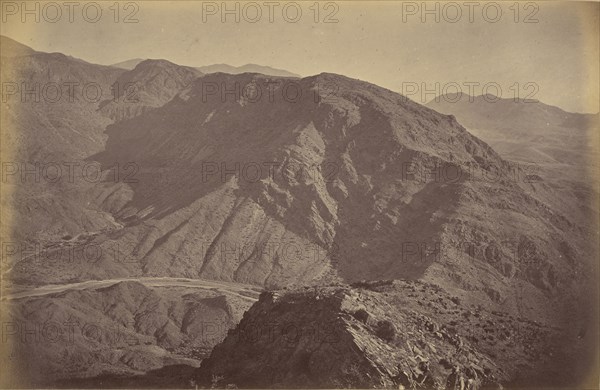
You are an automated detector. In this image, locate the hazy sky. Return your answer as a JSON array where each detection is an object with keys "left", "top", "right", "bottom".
[{"left": 1, "top": 1, "right": 598, "bottom": 112}]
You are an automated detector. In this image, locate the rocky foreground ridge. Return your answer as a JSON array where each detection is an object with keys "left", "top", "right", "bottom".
[{"left": 195, "top": 280, "right": 588, "bottom": 389}]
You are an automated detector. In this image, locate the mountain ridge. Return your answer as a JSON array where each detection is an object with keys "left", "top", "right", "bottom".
[{"left": 110, "top": 57, "right": 300, "bottom": 77}]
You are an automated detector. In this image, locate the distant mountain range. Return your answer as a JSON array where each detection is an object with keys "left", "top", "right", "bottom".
[
  {"left": 111, "top": 57, "right": 300, "bottom": 78},
  {"left": 110, "top": 58, "right": 146, "bottom": 70},
  {"left": 426, "top": 92, "right": 599, "bottom": 195}
]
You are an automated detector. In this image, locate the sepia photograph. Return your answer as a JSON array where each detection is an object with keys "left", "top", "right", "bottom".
[{"left": 0, "top": 1, "right": 598, "bottom": 388}]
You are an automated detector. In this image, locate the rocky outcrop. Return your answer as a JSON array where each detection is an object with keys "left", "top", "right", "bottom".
[{"left": 195, "top": 280, "right": 576, "bottom": 388}]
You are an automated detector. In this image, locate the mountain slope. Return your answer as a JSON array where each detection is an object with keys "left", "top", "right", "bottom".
[
  {"left": 1, "top": 281, "right": 253, "bottom": 387},
  {"left": 0, "top": 38, "right": 131, "bottom": 246},
  {"left": 425, "top": 93, "right": 599, "bottom": 267},
  {"left": 1, "top": 48, "right": 123, "bottom": 160},
  {"left": 0, "top": 35, "right": 36, "bottom": 57},
  {"left": 0, "top": 41, "right": 209, "bottom": 246}
]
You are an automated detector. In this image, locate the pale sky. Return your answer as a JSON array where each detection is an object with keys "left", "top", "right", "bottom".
[{"left": 1, "top": 1, "right": 598, "bottom": 113}]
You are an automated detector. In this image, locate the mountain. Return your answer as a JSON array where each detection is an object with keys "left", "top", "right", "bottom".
[
  {"left": 11, "top": 71, "right": 499, "bottom": 284},
  {"left": 0, "top": 39, "right": 206, "bottom": 244},
  {"left": 8, "top": 73, "right": 594, "bottom": 338},
  {"left": 0, "top": 36, "right": 130, "bottom": 246},
  {"left": 1, "top": 41, "right": 257, "bottom": 382},
  {"left": 100, "top": 59, "right": 203, "bottom": 121},
  {"left": 196, "top": 63, "right": 300, "bottom": 78},
  {"left": 426, "top": 93, "right": 599, "bottom": 187},
  {"left": 0, "top": 38, "right": 124, "bottom": 160},
  {"left": 110, "top": 58, "right": 146, "bottom": 70}
]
